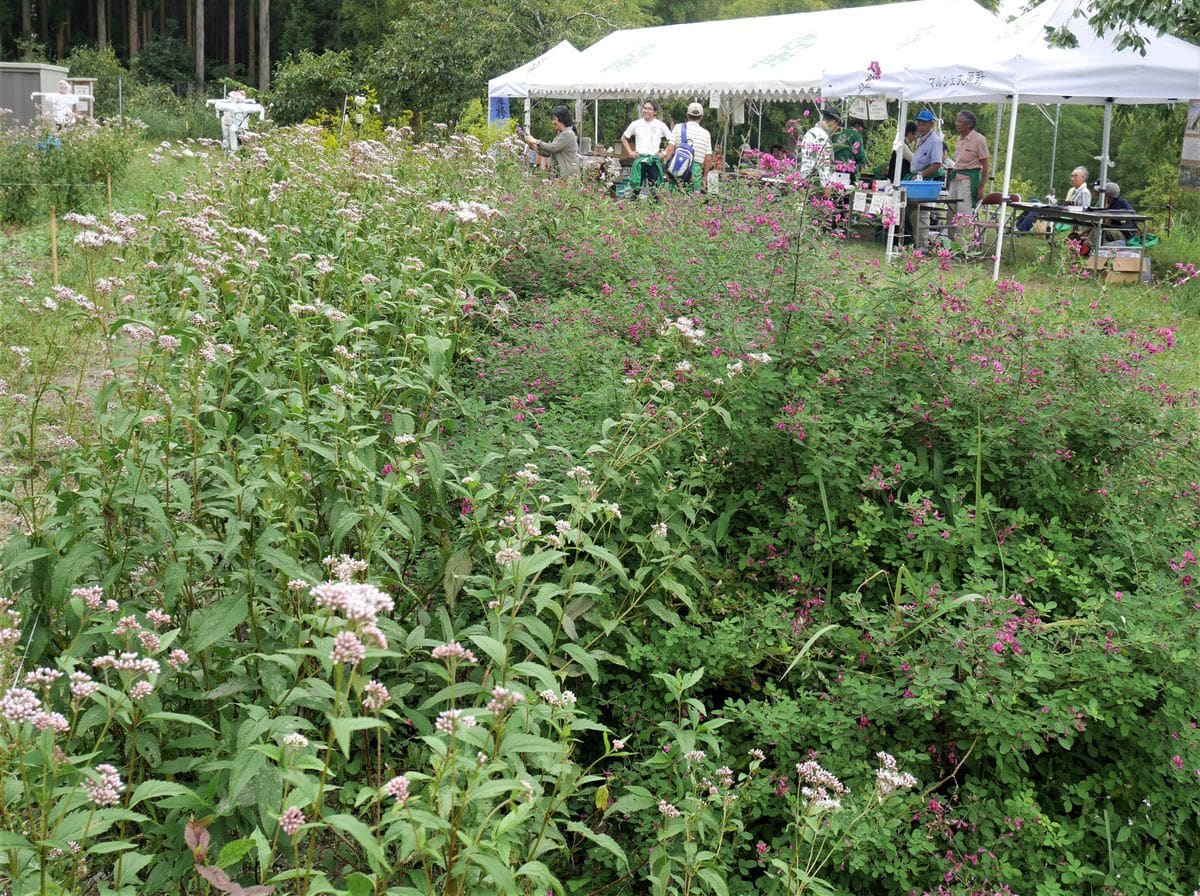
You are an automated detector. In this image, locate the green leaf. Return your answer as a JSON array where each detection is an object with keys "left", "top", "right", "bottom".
[
  {"left": 566, "top": 820, "right": 628, "bottom": 870},
  {"left": 344, "top": 872, "right": 375, "bottom": 896},
  {"left": 581, "top": 543, "right": 627, "bottom": 582},
  {"left": 464, "top": 849, "right": 516, "bottom": 891},
  {"left": 697, "top": 866, "right": 730, "bottom": 896},
  {"left": 217, "top": 837, "right": 257, "bottom": 869},
  {"left": 331, "top": 716, "right": 389, "bottom": 759},
  {"left": 188, "top": 594, "right": 248, "bottom": 652},
  {"left": 143, "top": 711, "right": 217, "bottom": 732},
  {"left": 561, "top": 642, "right": 600, "bottom": 682},
  {"left": 605, "top": 786, "right": 657, "bottom": 818},
  {"left": 0, "top": 831, "right": 33, "bottom": 851},
  {"left": 256, "top": 546, "right": 308, "bottom": 581},
  {"left": 129, "top": 779, "right": 197, "bottom": 808},
  {"left": 325, "top": 814, "right": 388, "bottom": 871},
  {"left": 468, "top": 633, "right": 507, "bottom": 667},
  {"left": 442, "top": 549, "right": 471, "bottom": 608}
]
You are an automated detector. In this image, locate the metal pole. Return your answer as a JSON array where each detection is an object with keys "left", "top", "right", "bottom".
[
  {"left": 992, "top": 93, "right": 1021, "bottom": 282},
  {"left": 594, "top": 99, "right": 599, "bottom": 144},
  {"left": 885, "top": 97, "right": 908, "bottom": 264},
  {"left": 1098, "top": 99, "right": 1113, "bottom": 189},
  {"left": 1047, "top": 104, "right": 1060, "bottom": 196},
  {"left": 992, "top": 101, "right": 1003, "bottom": 189}
]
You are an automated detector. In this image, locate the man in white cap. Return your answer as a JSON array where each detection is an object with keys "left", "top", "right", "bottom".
[
  {"left": 664, "top": 102, "right": 714, "bottom": 193},
  {"left": 907, "top": 109, "right": 944, "bottom": 246}
]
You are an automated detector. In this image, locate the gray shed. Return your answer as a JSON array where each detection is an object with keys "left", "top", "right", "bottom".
[{"left": 0, "top": 62, "right": 70, "bottom": 126}]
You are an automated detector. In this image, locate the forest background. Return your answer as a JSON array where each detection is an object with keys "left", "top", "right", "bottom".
[{"left": 4, "top": 0, "right": 1200, "bottom": 220}]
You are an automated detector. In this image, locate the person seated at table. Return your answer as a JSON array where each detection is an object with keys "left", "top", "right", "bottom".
[
  {"left": 523, "top": 105, "right": 580, "bottom": 179},
  {"left": 1098, "top": 181, "right": 1137, "bottom": 244},
  {"left": 622, "top": 99, "right": 672, "bottom": 198},
  {"left": 1016, "top": 165, "right": 1091, "bottom": 231}
]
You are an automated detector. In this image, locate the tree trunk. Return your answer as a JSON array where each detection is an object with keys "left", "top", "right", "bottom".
[
  {"left": 247, "top": 0, "right": 256, "bottom": 84},
  {"left": 257, "top": 0, "right": 268, "bottom": 93},
  {"left": 37, "top": 0, "right": 49, "bottom": 44},
  {"left": 20, "top": 0, "right": 31, "bottom": 40},
  {"left": 185, "top": 0, "right": 192, "bottom": 50},
  {"left": 195, "top": 0, "right": 204, "bottom": 86},
  {"left": 57, "top": 17, "right": 69, "bottom": 58},
  {"left": 97, "top": 0, "right": 108, "bottom": 49},
  {"left": 128, "top": 0, "right": 139, "bottom": 56},
  {"left": 227, "top": 0, "right": 235, "bottom": 74}
]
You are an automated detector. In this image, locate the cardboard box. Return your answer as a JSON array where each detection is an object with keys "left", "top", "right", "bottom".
[
  {"left": 1100, "top": 270, "right": 1140, "bottom": 285},
  {"left": 1089, "top": 249, "right": 1143, "bottom": 273}
]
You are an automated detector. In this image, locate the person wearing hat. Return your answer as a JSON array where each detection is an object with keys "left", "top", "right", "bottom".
[
  {"left": 1099, "top": 181, "right": 1137, "bottom": 244},
  {"left": 798, "top": 107, "right": 840, "bottom": 185},
  {"left": 664, "top": 102, "right": 714, "bottom": 193},
  {"left": 905, "top": 110, "right": 946, "bottom": 246}
]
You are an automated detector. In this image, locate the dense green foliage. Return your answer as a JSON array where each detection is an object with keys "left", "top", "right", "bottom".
[{"left": 0, "top": 125, "right": 1198, "bottom": 895}]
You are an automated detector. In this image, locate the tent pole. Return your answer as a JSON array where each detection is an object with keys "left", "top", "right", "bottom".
[
  {"left": 992, "top": 93, "right": 1021, "bottom": 282},
  {"left": 992, "top": 102, "right": 1003, "bottom": 190},
  {"left": 886, "top": 97, "right": 908, "bottom": 264},
  {"left": 525, "top": 99, "right": 531, "bottom": 131},
  {"left": 594, "top": 99, "right": 599, "bottom": 144},
  {"left": 1048, "top": 104, "right": 1060, "bottom": 197},
  {"left": 1099, "top": 99, "right": 1113, "bottom": 189},
  {"left": 757, "top": 101, "right": 763, "bottom": 150}
]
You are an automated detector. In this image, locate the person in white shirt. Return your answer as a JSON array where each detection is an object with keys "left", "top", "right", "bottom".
[
  {"left": 622, "top": 99, "right": 672, "bottom": 196},
  {"left": 664, "top": 102, "right": 714, "bottom": 193},
  {"left": 798, "top": 109, "right": 840, "bottom": 186}
]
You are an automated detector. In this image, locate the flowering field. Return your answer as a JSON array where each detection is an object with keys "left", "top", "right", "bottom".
[{"left": 0, "top": 125, "right": 1199, "bottom": 896}]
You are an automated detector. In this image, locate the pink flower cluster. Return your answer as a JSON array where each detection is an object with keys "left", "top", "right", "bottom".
[
  {"left": 83, "top": 764, "right": 125, "bottom": 807},
  {"left": 310, "top": 581, "right": 394, "bottom": 624}
]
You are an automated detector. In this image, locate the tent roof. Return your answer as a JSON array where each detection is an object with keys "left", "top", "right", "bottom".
[
  {"left": 526, "top": 0, "right": 989, "bottom": 100},
  {"left": 488, "top": 40, "right": 580, "bottom": 99},
  {"left": 824, "top": 0, "right": 1200, "bottom": 104}
]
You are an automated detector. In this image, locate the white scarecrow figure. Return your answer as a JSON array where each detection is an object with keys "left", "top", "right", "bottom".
[
  {"left": 218, "top": 90, "right": 255, "bottom": 152},
  {"left": 35, "top": 80, "right": 80, "bottom": 130}
]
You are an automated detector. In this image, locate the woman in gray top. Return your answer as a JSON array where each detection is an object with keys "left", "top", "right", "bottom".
[{"left": 523, "top": 106, "right": 580, "bottom": 179}]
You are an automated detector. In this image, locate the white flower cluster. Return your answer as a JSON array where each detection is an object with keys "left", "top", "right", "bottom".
[{"left": 661, "top": 316, "right": 706, "bottom": 347}]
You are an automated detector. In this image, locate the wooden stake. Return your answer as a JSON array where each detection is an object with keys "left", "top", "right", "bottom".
[
  {"left": 50, "top": 205, "right": 59, "bottom": 287},
  {"left": 106, "top": 169, "right": 113, "bottom": 213}
]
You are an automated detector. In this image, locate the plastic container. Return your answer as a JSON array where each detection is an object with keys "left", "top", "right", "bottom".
[{"left": 900, "top": 180, "right": 942, "bottom": 200}]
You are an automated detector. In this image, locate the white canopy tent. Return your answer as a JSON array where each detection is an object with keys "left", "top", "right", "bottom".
[
  {"left": 823, "top": 0, "right": 1200, "bottom": 278},
  {"left": 525, "top": 0, "right": 998, "bottom": 102},
  {"left": 487, "top": 40, "right": 581, "bottom": 128}
]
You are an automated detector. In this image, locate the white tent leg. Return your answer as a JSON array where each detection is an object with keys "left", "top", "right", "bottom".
[
  {"left": 1048, "top": 104, "right": 1060, "bottom": 196},
  {"left": 1098, "top": 100, "right": 1113, "bottom": 189},
  {"left": 594, "top": 99, "right": 599, "bottom": 143},
  {"left": 524, "top": 99, "right": 531, "bottom": 131},
  {"left": 885, "top": 97, "right": 908, "bottom": 264},
  {"left": 992, "top": 93, "right": 1021, "bottom": 282},
  {"left": 992, "top": 102, "right": 1003, "bottom": 190}
]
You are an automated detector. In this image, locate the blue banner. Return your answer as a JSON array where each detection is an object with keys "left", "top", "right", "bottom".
[{"left": 489, "top": 96, "right": 510, "bottom": 124}]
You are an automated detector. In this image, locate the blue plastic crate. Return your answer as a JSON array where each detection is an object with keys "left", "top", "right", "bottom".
[{"left": 900, "top": 180, "right": 942, "bottom": 201}]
